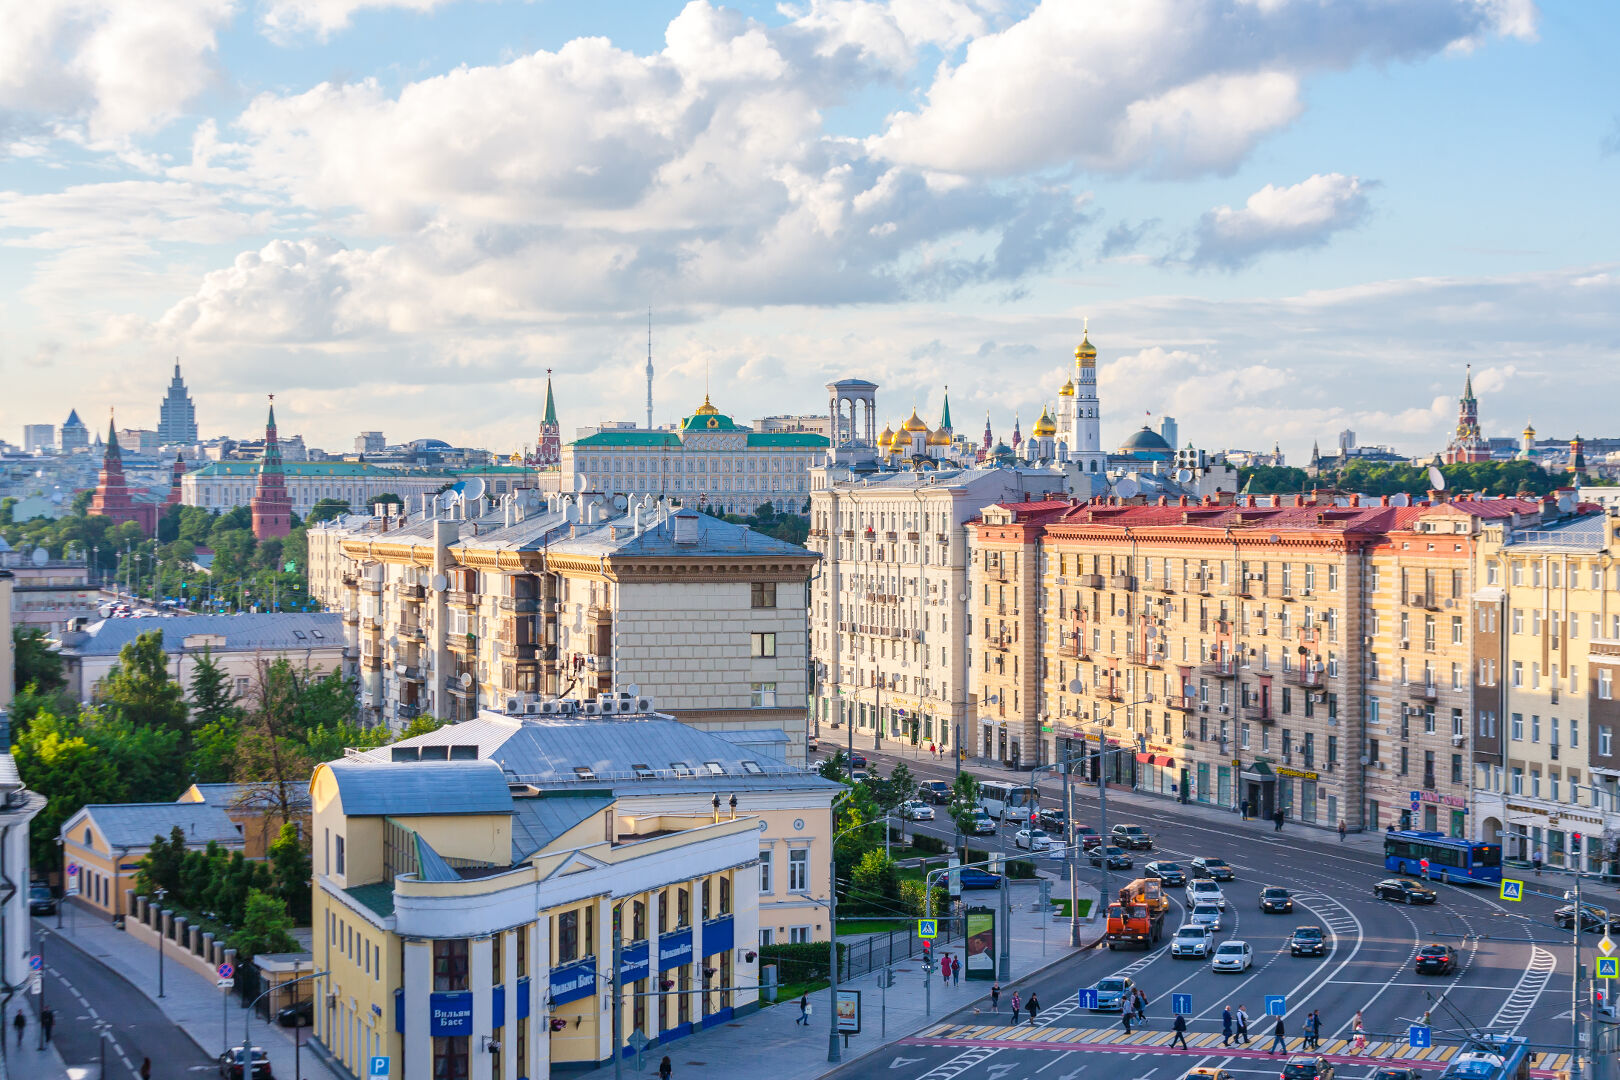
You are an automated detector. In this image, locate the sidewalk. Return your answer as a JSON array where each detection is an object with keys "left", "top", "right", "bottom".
[
  {"left": 0, "top": 1004, "right": 72, "bottom": 1080},
  {"left": 622, "top": 878, "right": 1102, "bottom": 1080},
  {"left": 46, "top": 903, "right": 340, "bottom": 1080}
]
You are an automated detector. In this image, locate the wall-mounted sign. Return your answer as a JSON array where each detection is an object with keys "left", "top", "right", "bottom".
[{"left": 429, "top": 991, "right": 473, "bottom": 1036}]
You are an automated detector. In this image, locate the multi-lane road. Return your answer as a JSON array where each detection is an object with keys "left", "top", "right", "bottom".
[{"left": 818, "top": 745, "right": 1595, "bottom": 1080}]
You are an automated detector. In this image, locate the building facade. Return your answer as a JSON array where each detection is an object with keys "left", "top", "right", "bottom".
[
  {"left": 23, "top": 424, "right": 55, "bottom": 454},
  {"left": 560, "top": 396, "right": 827, "bottom": 516},
  {"left": 2, "top": 548, "right": 97, "bottom": 633},
  {"left": 157, "top": 360, "right": 200, "bottom": 445},
  {"left": 59, "top": 408, "right": 89, "bottom": 453},
  {"left": 184, "top": 462, "right": 536, "bottom": 516},
  {"left": 58, "top": 800, "right": 245, "bottom": 919}
]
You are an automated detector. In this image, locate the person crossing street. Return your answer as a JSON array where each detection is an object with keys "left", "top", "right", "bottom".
[
  {"left": 1268, "top": 1015, "right": 1287, "bottom": 1055},
  {"left": 1221, "top": 1006, "right": 1234, "bottom": 1047},
  {"left": 1171, "top": 1013, "right": 1189, "bottom": 1049}
]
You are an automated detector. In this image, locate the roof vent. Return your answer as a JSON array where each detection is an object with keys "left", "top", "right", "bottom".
[
  {"left": 448, "top": 745, "right": 479, "bottom": 760},
  {"left": 673, "top": 509, "right": 700, "bottom": 545},
  {"left": 418, "top": 745, "right": 449, "bottom": 761},
  {"left": 390, "top": 746, "right": 420, "bottom": 762}
]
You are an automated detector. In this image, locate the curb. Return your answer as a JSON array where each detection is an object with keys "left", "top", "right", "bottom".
[{"left": 46, "top": 925, "right": 218, "bottom": 1065}]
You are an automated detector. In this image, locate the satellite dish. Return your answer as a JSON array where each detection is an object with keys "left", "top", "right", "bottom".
[
  {"left": 436, "top": 490, "right": 457, "bottom": 510},
  {"left": 1176, "top": 469, "right": 1193, "bottom": 484},
  {"left": 1068, "top": 680, "right": 1084, "bottom": 695},
  {"left": 627, "top": 683, "right": 640, "bottom": 697},
  {"left": 460, "top": 671, "right": 473, "bottom": 688},
  {"left": 32, "top": 547, "right": 49, "bottom": 566},
  {"left": 431, "top": 573, "right": 448, "bottom": 592},
  {"left": 612, "top": 494, "right": 629, "bottom": 511},
  {"left": 462, "top": 476, "right": 487, "bottom": 502},
  {"left": 1390, "top": 493, "right": 1410, "bottom": 507},
  {"left": 1428, "top": 466, "right": 1445, "bottom": 490},
  {"left": 1145, "top": 625, "right": 1157, "bottom": 638},
  {"left": 1114, "top": 478, "right": 1139, "bottom": 499}
]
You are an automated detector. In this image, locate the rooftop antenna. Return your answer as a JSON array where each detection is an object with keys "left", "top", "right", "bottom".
[{"left": 645, "top": 309, "right": 654, "bottom": 430}]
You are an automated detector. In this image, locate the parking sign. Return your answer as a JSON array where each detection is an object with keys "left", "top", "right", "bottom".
[
  {"left": 369, "top": 1056, "right": 390, "bottom": 1079},
  {"left": 1265, "top": 995, "right": 1286, "bottom": 1016},
  {"left": 1499, "top": 879, "right": 1524, "bottom": 901},
  {"left": 1409, "top": 1025, "right": 1432, "bottom": 1048},
  {"left": 1171, "top": 994, "right": 1192, "bottom": 1016}
]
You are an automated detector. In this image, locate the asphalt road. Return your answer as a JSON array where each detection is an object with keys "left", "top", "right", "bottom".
[
  {"left": 34, "top": 919, "right": 216, "bottom": 1080},
  {"left": 818, "top": 745, "right": 1592, "bottom": 1080}
]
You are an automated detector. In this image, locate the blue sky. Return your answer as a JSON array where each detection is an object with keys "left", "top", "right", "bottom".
[{"left": 1, "top": 0, "right": 1616, "bottom": 463}]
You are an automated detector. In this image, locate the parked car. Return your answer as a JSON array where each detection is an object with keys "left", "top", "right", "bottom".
[
  {"left": 1211, "top": 939, "right": 1252, "bottom": 973},
  {"left": 807, "top": 734, "right": 819, "bottom": 752},
  {"left": 1259, "top": 886, "right": 1294, "bottom": 913},
  {"left": 1144, "top": 861, "right": 1186, "bottom": 886},
  {"left": 1289, "top": 925, "right": 1327, "bottom": 957},
  {"left": 276, "top": 1000, "right": 314, "bottom": 1028},
  {"left": 1183, "top": 1070, "right": 1236, "bottom": 1080},
  {"left": 1014, "top": 828, "right": 1053, "bottom": 851},
  {"left": 848, "top": 752, "right": 868, "bottom": 768},
  {"left": 1187, "top": 879, "right": 1227, "bottom": 910},
  {"left": 1088, "top": 975, "right": 1135, "bottom": 1011},
  {"left": 218, "top": 1047, "right": 273, "bottom": 1080},
  {"left": 1280, "top": 1056, "right": 1334, "bottom": 1080},
  {"left": 957, "top": 867, "right": 1004, "bottom": 890},
  {"left": 1037, "top": 807, "right": 1068, "bottom": 832},
  {"left": 1111, "top": 824, "right": 1154, "bottom": 850},
  {"left": 1415, "top": 944, "right": 1458, "bottom": 975},
  {"left": 1375, "top": 878, "right": 1438, "bottom": 905},
  {"left": 919, "top": 780, "right": 952, "bottom": 805},
  {"left": 1372, "top": 1070, "right": 1420, "bottom": 1080},
  {"left": 29, "top": 882, "right": 56, "bottom": 916},
  {"left": 1189, "top": 856, "right": 1234, "bottom": 881},
  {"left": 1171, "top": 924, "right": 1213, "bottom": 959},
  {"left": 968, "top": 811, "right": 998, "bottom": 836},
  {"left": 1555, "top": 904, "right": 1620, "bottom": 932},
  {"left": 1088, "top": 846, "right": 1133, "bottom": 870},
  {"left": 851, "top": 770, "right": 870, "bottom": 782},
  {"left": 898, "top": 800, "right": 934, "bottom": 821},
  {"left": 1188, "top": 903, "right": 1223, "bottom": 931},
  {"left": 1073, "top": 825, "right": 1103, "bottom": 850}
]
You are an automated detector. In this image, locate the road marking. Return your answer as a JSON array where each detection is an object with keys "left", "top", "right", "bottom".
[
  {"left": 889, "top": 1057, "right": 923, "bottom": 1069},
  {"left": 1488, "top": 945, "right": 1557, "bottom": 1030}
]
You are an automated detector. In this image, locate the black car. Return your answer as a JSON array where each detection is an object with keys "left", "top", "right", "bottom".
[
  {"left": 1415, "top": 944, "right": 1457, "bottom": 975},
  {"left": 1038, "top": 807, "right": 1068, "bottom": 831},
  {"left": 1088, "top": 845, "right": 1134, "bottom": 869},
  {"left": 1144, "top": 861, "right": 1185, "bottom": 886},
  {"left": 1554, "top": 904, "right": 1620, "bottom": 932},
  {"left": 1289, "top": 925, "right": 1326, "bottom": 957},
  {"left": 1373, "top": 1070, "right": 1420, "bottom": 1080},
  {"left": 1190, "top": 856, "right": 1234, "bottom": 881},
  {"left": 218, "top": 1047, "right": 272, "bottom": 1080},
  {"left": 1260, "top": 886, "right": 1293, "bottom": 913},
  {"left": 1111, "top": 824, "right": 1154, "bottom": 850},
  {"left": 848, "top": 752, "right": 868, "bottom": 768},
  {"left": 1280, "top": 1056, "right": 1335, "bottom": 1080},
  {"left": 29, "top": 882, "right": 57, "bottom": 916},
  {"left": 918, "top": 780, "right": 952, "bottom": 805},
  {"left": 1375, "top": 878, "right": 1438, "bottom": 905},
  {"left": 276, "top": 999, "right": 314, "bottom": 1027}
]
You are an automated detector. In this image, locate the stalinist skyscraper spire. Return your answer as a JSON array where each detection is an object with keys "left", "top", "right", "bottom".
[{"left": 645, "top": 309, "right": 654, "bottom": 430}]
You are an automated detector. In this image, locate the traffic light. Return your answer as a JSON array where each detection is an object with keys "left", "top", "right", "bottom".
[
  {"left": 1573, "top": 832, "right": 1583, "bottom": 853},
  {"left": 921, "top": 941, "right": 934, "bottom": 972}
]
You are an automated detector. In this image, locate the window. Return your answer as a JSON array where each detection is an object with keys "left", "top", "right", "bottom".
[
  {"left": 1451, "top": 616, "right": 1463, "bottom": 645},
  {"left": 433, "top": 939, "right": 469, "bottom": 991},
  {"left": 751, "top": 582, "right": 777, "bottom": 608},
  {"left": 759, "top": 928, "right": 775, "bottom": 946},
  {"left": 557, "top": 911, "right": 580, "bottom": 963},
  {"left": 788, "top": 926, "right": 812, "bottom": 944},
  {"left": 1511, "top": 713, "right": 1524, "bottom": 741},
  {"left": 1512, "top": 661, "right": 1523, "bottom": 688},
  {"left": 433, "top": 1037, "right": 469, "bottom": 1080},
  {"left": 759, "top": 849, "right": 773, "bottom": 893},
  {"left": 788, "top": 849, "right": 809, "bottom": 892},
  {"left": 1531, "top": 715, "right": 1541, "bottom": 743},
  {"left": 751, "top": 632, "right": 777, "bottom": 658},
  {"left": 1450, "top": 754, "right": 1463, "bottom": 785},
  {"left": 335, "top": 835, "right": 346, "bottom": 875},
  {"left": 1601, "top": 670, "right": 1614, "bottom": 701},
  {"left": 1602, "top": 727, "right": 1614, "bottom": 757},
  {"left": 751, "top": 682, "right": 778, "bottom": 708}
]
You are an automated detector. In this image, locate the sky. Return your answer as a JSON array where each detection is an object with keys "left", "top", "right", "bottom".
[{"left": 1, "top": 0, "right": 1617, "bottom": 464}]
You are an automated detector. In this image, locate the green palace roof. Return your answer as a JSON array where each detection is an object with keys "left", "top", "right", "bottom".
[
  {"left": 189, "top": 461, "right": 533, "bottom": 478},
  {"left": 570, "top": 431, "right": 827, "bottom": 449}
]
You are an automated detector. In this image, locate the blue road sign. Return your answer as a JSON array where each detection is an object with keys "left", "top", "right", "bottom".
[
  {"left": 917, "top": 919, "right": 938, "bottom": 940},
  {"left": 368, "top": 1056, "right": 390, "bottom": 1079},
  {"left": 28, "top": 955, "right": 42, "bottom": 972},
  {"left": 1265, "top": 995, "right": 1286, "bottom": 1016},
  {"left": 1077, "top": 989, "right": 1099, "bottom": 1009},
  {"left": 1500, "top": 879, "right": 1524, "bottom": 901},
  {"left": 1171, "top": 994, "right": 1192, "bottom": 1016},
  {"left": 1409, "top": 1026, "right": 1432, "bottom": 1048},
  {"left": 1597, "top": 957, "right": 1618, "bottom": 979}
]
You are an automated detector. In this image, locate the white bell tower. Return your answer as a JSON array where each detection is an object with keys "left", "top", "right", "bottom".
[{"left": 1070, "top": 320, "right": 1106, "bottom": 474}]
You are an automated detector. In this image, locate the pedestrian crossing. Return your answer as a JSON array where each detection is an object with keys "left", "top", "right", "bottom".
[{"left": 904, "top": 1022, "right": 1574, "bottom": 1075}]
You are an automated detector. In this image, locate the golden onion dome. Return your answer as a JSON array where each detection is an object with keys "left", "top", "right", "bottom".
[
  {"left": 1032, "top": 407, "right": 1057, "bottom": 438},
  {"left": 902, "top": 408, "right": 930, "bottom": 433},
  {"left": 1059, "top": 377, "right": 1075, "bottom": 396},
  {"left": 928, "top": 425, "right": 952, "bottom": 447},
  {"left": 1075, "top": 332, "right": 1097, "bottom": 364},
  {"left": 877, "top": 423, "right": 895, "bottom": 447},
  {"left": 693, "top": 394, "right": 720, "bottom": 416}
]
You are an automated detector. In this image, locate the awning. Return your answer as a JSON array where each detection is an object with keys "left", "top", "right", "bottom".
[
  {"left": 1152, "top": 754, "right": 1175, "bottom": 768},
  {"left": 1135, "top": 752, "right": 1151, "bottom": 764},
  {"left": 1241, "top": 761, "right": 1275, "bottom": 782}
]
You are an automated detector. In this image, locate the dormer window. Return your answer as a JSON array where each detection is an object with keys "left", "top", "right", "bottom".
[{"left": 573, "top": 766, "right": 596, "bottom": 780}]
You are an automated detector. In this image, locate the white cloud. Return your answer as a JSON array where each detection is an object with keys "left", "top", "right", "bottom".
[
  {"left": 258, "top": 0, "right": 455, "bottom": 42},
  {"left": 1189, "top": 173, "right": 1371, "bottom": 269},
  {"left": 0, "top": 0, "right": 233, "bottom": 141},
  {"left": 873, "top": 0, "right": 1535, "bottom": 178}
]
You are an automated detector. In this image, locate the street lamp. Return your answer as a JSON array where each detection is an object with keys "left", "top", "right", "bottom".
[
  {"left": 826, "top": 805, "right": 889, "bottom": 1064},
  {"left": 154, "top": 886, "right": 167, "bottom": 998},
  {"left": 54, "top": 837, "right": 65, "bottom": 930}
]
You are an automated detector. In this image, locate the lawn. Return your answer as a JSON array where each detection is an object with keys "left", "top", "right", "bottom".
[{"left": 1048, "top": 898, "right": 1094, "bottom": 918}]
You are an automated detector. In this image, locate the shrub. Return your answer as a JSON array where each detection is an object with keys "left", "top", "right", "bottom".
[{"left": 759, "top": 941, "right": 844, "bottom": 983}]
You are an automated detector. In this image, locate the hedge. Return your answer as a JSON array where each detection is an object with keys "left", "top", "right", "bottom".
[
  {"left": 759, "top": 941, "right": 845, "bottom": 983},
  {"left": 909, "top": 833, "right": 948, "bottom": 855},
  {"left": 962, "top": 849, "right": 1037, "bottom": 879}
]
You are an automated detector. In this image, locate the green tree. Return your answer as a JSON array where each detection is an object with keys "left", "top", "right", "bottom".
[
  {"left": 948, "top": 772, "right": 983, "bottom": 837},
  {"left": 185, "top": 717, "right": 240, "bottom": 784},
  {"left": 99, "top": 631, "right": 188, "bottom": 730},
  {"left": 234, "top": 660, "right": 318, "bottom": 825},
  {"left": 230, "top": 888, "right": 300, "bottom": 959},
  {"left": 269, "top": 822, "right": 313, "bottom": 925},
  {"left": 13, "top": 626, "right": 66, "bottom": 693},
  {"left": 1236, "top": 466, "right": 1310, "bottom": 495},
  {"left": 134, "top": 826, "right": 189, "bottom": 899},
  {"left": 306, "top": 498, "right": 350, "bottom": 524},
  {"left": 11, "top": 711, "right": 118, "bottom": 868},
  {"left": 302, "top": 718, "right": 391, "bottom": 763},
  {"left": 395, "top": 714, "right": 446, "bottom": 740},
  {"left": 187, "top": 646, "right": 237, "bottom": 727},
  {"left": 367, "top": 492, "right": 403, "bottom": 509},
  {"left": 817, "top": 750, "right": 849, "bottom": 782},
  {"left": 878, "top": 762, "right": 916, "bottom": 810},
  {"left": 849, "top": 849, "right": 901, "bottom": 915},
  {"left": 83, "top": 710, "right": 186, "bottom": 803}
]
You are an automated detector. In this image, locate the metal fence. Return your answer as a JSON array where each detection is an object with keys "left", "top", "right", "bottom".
[{"left": 838, "top": 919, "right": 958, "bottom": 983}]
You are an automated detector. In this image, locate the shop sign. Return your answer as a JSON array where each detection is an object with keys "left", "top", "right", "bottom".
[
  {"left": 429, "top": 992, "right": 473, "bottom": 1036},
  {"left": 1276, "top": 767, "right": 1319, "bottom": 780},
  {"left": 1410, "top": 789, "right": 1466, "bottom": 809}
]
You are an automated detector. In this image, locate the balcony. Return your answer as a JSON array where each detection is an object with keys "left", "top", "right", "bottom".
[
  {"left": 447, "top": 633, "right": 477, "bottom": 653},
  {"left": 1101, "top": 687, "right": 1124, "bottom": 702},
  {"left": 1241, "top": 705, "right": 1275, "bottom": 726},
  {"left": 1191, "top": 575, "right": 1212, "bottom": 595},
  {"left": 396, "top": 702, "right": 420, "bottom": 720},
  {"left": 397, "top": 665, "right": 425, "bottom": 683},
  {"left": 400, "top": 622, "right": 426, "bottom": 642},
  {"left": 1077, "top": 573, "right": 1104, "bottom": 590},
  {"left": 396, "top": 582, "right": 426, "bottom": 602},
  {"left": 359, "top": 577, "right": 385, "bottom": 595},
  {"left": 1166, "top": 696, "right": 1195, "bottom": 712},
  {"left": 985, "top": 636, "right": 1011, "bottom": 652},
  {"left": 341, "top": 610, "right": 359, "bottom": 625},
  {"left": 340, "top": 573, "right": 358, "bottom": 588},
  {"left": 499, "top": 596, "right": 540, "bottom": 614},
  {"left": 1286, "top": 668, "right": 1324, "bottom": 689},
  {"left": 1200, "top": 659, "right": 1237, "bottom": 679},
  {"left": 1406, "top": 681, "right": 1438, "bottom": 702},
  {"left": 446, "top": 589, "right": 478, "bottom": 608},
  {"left": 1056, "top": 642, "right": 1087, "bottom": 660},
  {"left": 1110, "top": 574, "right": 1137, "bottom": 592},
  {"left": 907, "top": 531, "right": 920, "bottom": 542},
  {"left": 499, "top": 639, "right": 538, "bottom": 660}
]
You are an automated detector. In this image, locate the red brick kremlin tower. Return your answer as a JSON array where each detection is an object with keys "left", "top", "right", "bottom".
[
  {"left": 1442, "top": 365, "right": 1492, "bottom": 464},
  {"left": 250, "top": 396, "right": 293, "bottom": 539},
  {"left": 88, "top": 412, "right": 157, "bottom": 534},
  {"left": 165, "top": 453, "right": 186, "bottom": 508},
  {"left": 535, "top": 369, "right": 561, "bottom": 466}
]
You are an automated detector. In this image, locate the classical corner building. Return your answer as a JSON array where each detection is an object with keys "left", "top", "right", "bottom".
[
  {"left": 309, "top": 705, "right": 840, "bottom": 1079},
  {"left": 87, "top": 414, "right": 158, "bottom": 535},
  {"left": 157, "top": 358, "right": 199, "bottom": 445},
  {"left": 307, "top": 494, "right": 816, "bottom": 757},
  {"left": 251, "top": 396, "right": 294, "bottom": 540}
]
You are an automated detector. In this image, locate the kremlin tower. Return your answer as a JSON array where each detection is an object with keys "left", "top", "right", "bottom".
[
  {"left": 250, "top": 396, "right": 293, "bottom": 539},
  {"left": 534, "top": 370, "right": 561, "bottom": 466},
  {"left": 1442, "top": 365, "right": 1491, "bottom": 464},
  {"left": 165, "top": 453, "right": 187, "bottom": 508},
  {"left": 88, "top": 413, "right": 157, "bottom": 534},
  {"left": 1067, "top": 322, "right": 1107, "bottom": 474}
]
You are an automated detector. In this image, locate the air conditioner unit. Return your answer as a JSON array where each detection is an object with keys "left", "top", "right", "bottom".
[
  {"left": 580, "top": 701, "right": 603, "bottom": 716},
  {"left": 595, "top": 698, "right": 618, "bottom": 714},
  {"left": 1451, "top": 734, "right": 1465, "bottom": 746},
  {"left": 537, "top": 701, "right": 562, "bottom": 715},
  {"left": 525, "top": 701, "right": 542, "bottom": 715},
  {"left": 505, "top": 696, "right": 523, "bottom": 712},
  {"left": 635, "top": 697, "right": 653, "bottom": 712},
  {"left": 1218, "top": 704, "right": 1229, "bottom": 714}
]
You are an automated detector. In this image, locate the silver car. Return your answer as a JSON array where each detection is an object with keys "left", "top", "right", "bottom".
[
  {"left": 1189, "top": 903, "right": 1223, "bottom": 931},
  {"left": 1211, "top": 939, "right": 1252, "bottom": 972},
  {"left": 899, "top": 800, "right": 934, "bottom": 821}
]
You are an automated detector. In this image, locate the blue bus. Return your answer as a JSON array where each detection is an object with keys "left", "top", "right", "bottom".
[
  {"left": 1440, "top": 1034, "right": 1531, "bottom": 1079},
  {"left": 1383, "top": 830, "right": 1502, "bottom": 884}
]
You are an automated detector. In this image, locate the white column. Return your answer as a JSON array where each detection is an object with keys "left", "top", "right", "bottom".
[
  {"left": 596, "top": 898, "right": 613, "bottom": 1065},
  {"left": 471, "top": 938, "right": 493, "bottom": 1078},
  {"left": 500, "top": 932, "right": 518, "bottom": 1080},
  {"left": 734, "top": 872, "right": 760, "bottom": 1011},
  {"left": 403, "top": 941, "right": 433, "bottom": 1080},
  {"left": 530, "top": 918, "right": 549, "bottom": 1080}
]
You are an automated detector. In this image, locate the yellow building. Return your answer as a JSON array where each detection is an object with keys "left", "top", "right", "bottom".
[
  {"left": 58, "top": 801, "right": 245, "bottom": 918},
  {"left": 311, "top": 708, "right": 840, "bottom": 1079}
]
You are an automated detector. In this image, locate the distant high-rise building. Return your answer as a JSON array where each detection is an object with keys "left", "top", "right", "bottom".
[
  {"left": 1338, "top": 428, "right": 1357, "bottom": 455},
  {"left": 22, "top": 425, "right": 54, "bottom": 453},
  {"left": 59, "top": 409, "right": 88, "bottom": 453},
  {"left": 250, "top": 397, "right": 293, "bottom": 540},
  {"left": 1159, "top": 415, "right": 1179, "bottom": 452},
  {"left": 355, "top": 431, "right": 386, "bottom": 455},
  {"left": 157, "top": 360, "right": 199, "bottom": 445},
  {"left": 88, "top": 415, "right": 156, "bottom": 534}
]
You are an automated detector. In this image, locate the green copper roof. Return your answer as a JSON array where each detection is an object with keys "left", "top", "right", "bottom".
[
  {"left": 940, "top": 391, "right": 952, "bottom": 432},
  {"left": 681, "top": 411, "right": 742, "bottom": 431},
  {"left": 572, "top": 431, "right": 681, "bottom": 448},
  {"left": 543, "top": 376, "right": 558, "bottom": 426}
]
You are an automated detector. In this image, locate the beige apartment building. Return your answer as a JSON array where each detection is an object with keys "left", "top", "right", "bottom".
[{"left": 307, "top": 494, "right": 816, "bottom": 761}]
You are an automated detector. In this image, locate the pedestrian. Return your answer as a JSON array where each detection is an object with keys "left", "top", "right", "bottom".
[
  {"left": 1121, "top": 1007, "right": 1133, "bottom": 1035},
  {"left": 1171, "top": 1012, "right": 1189, "bottom": 1049},
  {"left": 1240, "top": 799, "right": 1249, "bottom": 821},
  {"left": 1274, "top": 808, "right": 1285, "bottom": 832},
  {"left": 1268, "top": 1015, "right": 1287, "bottom": 1055},
  {"left": 1533, "top": 849, "right": 1543, "bottom": 876},
  {"left": 952, "top": 955, "right": 960, "bottom": 986},
  {"left": 990, "top": 982, "right": 1001, "bottom": 1013},
  {"left": 41, "top": 1006, "right": 54, "bottom": 1044},
  {"left": 1338, "top": 820, "right": 1347, "bottom": 842},
  {"left": 140, "top": 1060, "right": 152, "bottom": 1080},
  {"left": 1312, "top": 1010, "right": 1323, "bottom": 1049},
  {"left": 1236, "top": 1004, "right": 1251, "bottom": 1045},
  {"left": 1350, "top": 1011, "right": 1367, "bottom": 1055},
  {"left": 1010, "top": 991, "right": 1020, "bottom": 1021},
  {"left": 1027, "top": 994, "right": 1040, "bottom": 1025},
  {"left": 796, "top": 994, "right": 810, "bottom": 1026},
  {"left": 1221, "top": 1006, "right": 1234, "bottom": 1047},
  {"left": 941, "top": 953, "right": 950, "bottom": 987},
  {"left": 1133, "top": 988, "right": 1148, "bottom": 1024},
  {"left": 11, "top": 1010, "right": 23, "bottom": 1047},
  {"left": 659, "top": 1054, "right": 673, "bottom": 1080}
]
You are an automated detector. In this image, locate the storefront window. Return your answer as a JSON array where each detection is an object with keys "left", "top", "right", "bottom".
[
  {"left": 432, "top": 1037, "right": 469, "bottom": 1080},
  {"left": 433, "top": 940, "right": 468, "bottom": 991}
]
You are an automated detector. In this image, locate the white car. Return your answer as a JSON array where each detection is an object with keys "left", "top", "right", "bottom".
[
  {"left": 1188, "top": 879, "right": 1227, "bottom": 910},
  {"left": 1170, "top": 924, "right": 1212, "bottom": 958},
  {"left": 1211, "top": 940, "right": 1252, "bottom": 972},
  {"left": 1188, "top": 903, "right": 1223, "bottom": 931},
  {"left": 1014, "top": 828, "right": 1053, "bottom": 851},
  {"left": 899, "top": 800, "right": 934, "bottom": 821}
]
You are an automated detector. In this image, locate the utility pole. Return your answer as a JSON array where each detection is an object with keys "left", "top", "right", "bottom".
[
  {"left": 1572, "top": 872, "right": 1583, "bottom": 1080},
  {"left": 613, "top": 904, "right": 623, "bottom": 1080}
]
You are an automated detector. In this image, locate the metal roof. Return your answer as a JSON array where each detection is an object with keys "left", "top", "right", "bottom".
[
  {"left": 510, "top": 795, "right": 614, "bottom": 861},
  {"left": 74, "top": 801, "right": 244, "bottom": 850},
  {"left": 58, "top": 612, "right": 346, "bottom": 657},
  {"left": 542, "top": 511, "right": 813, "bottom": 560},
  {"left": 181, "top": 782, "right": 312, "bottom": 812},
  {"left": 413, "top": 833, "right": 462, "bottom": 882},
  {"left": 1507, "top": 513, "right": 1610, "bottom": 551},
  {"left": 324, "top": 759, "right": 512, "bottom": 816}
]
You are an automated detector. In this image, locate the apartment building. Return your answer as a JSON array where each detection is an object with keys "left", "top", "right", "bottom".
[
  {"left": 807, "top": 465, "right": 1070, "bottom": 757},
  {"left": 307, "top": 494, "right": 816, "bottom": 758},
  {"left": 1473, "top": 506, "right": 1620, "bottom": 872}
]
